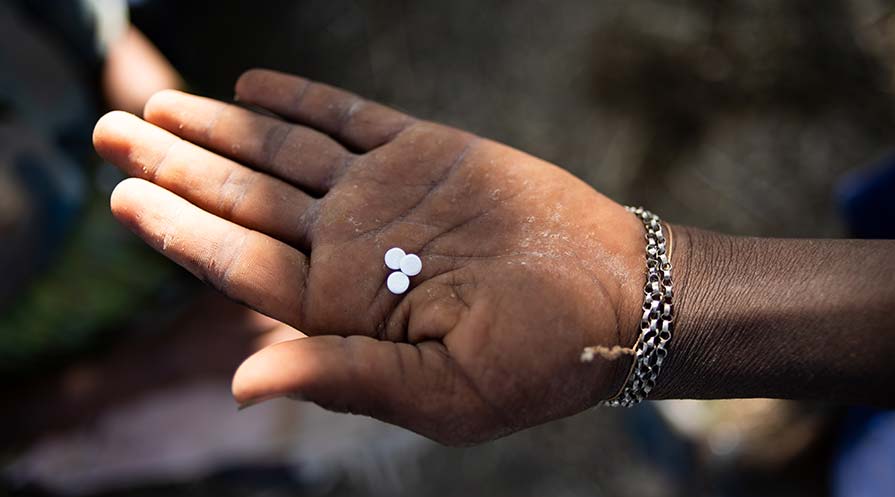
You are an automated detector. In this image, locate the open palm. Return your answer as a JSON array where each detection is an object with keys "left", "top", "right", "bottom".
[{"left": 94, "top": 69, "right": 646, "bottom": 445}]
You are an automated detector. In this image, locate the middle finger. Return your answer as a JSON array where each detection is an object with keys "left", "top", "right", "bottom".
[{"left": 144, "top": 90, "right": 351, "bottom": 195}]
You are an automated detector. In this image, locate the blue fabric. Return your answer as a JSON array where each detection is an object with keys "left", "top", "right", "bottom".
[
  {"left": 833, "top": 161, "right": 895, "bottom": 497},
  {"left": 837, "top": 153, "right": 895, "bottom": 239},
  {"left": 833, "top": 409, "right": 895, "bottom": 497}
]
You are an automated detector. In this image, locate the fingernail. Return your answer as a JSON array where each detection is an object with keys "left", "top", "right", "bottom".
[
  {"left": 236, "top": 391, "right": 306, "bottom": 411},
  {"left": 236, "top": 393, "right": 283, "bottom": 411}
]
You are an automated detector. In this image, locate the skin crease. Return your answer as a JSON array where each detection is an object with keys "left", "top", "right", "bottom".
[
  {"left": 93, "top": 69, "right": 647, "bottom": 445},
  {"left": 93, "top": 69, "right": 895, "bottom": 446}
]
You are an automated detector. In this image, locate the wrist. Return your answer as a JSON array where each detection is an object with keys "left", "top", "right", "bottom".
[
  {"left": 598, "top": 210, "right": 680, "bottom": 403},
  {"left": 647, "top": 224, "right": 727, "bottom": 399},
  {"left": 606, "top": 222, "right": 749, "bottom": 402},
  {"left": 607, "top": 222, "right": 895, "bottom": 406},
  {"left": 647, "top": 226, "right": 801, "bottom": 401}
]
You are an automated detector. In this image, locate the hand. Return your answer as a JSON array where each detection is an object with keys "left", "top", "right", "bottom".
[{"left": 93, "top": 69, "right": 647, "bottom": 445}]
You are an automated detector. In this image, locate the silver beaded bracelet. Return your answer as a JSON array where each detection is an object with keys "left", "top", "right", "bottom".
[{"left": 602, "top": 206, "right": 675, "bottom": 407}]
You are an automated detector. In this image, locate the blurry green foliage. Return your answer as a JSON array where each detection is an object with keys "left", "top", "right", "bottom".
[{"left": 0, "top": 194, "right": 175, "bottom": 375}]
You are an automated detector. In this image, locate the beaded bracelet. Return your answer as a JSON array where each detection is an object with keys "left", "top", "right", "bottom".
[{"left": 602, "top": 207, "right": 675, "bottom": 407}]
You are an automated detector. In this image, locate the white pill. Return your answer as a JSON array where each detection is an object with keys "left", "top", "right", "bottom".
[
  {"left": 384, "top": 247, "right": 405, "bottom": 270},
  {"left": 400, "top": 253, "right": 422, "bottom": 276},
  {"left": 387, "top": 271, "right": 410, "bottom": 294}
]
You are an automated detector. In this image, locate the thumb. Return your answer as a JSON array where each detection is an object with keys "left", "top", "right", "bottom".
[{"left": 232, "top": 335, "right": 456, "bottom": 429}]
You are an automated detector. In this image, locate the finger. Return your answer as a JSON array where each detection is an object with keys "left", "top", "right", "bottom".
[
  {"left": 254, "top": 324, "right": 306, "bottom": 351},
  {"left": 144, "top": 90, "right": 349, "bottom": 194},
  {"left": 95, "top": 111, "right": 315, "bottom": 249},
  {"left": 235, "top": 68, "right": 416, "bottom": 152},
  {"left": 111, "top": 177, "right": 308, "bottom": 327},
  {"left": 232, "top": 335, "right": 462, "bottom": 440}
]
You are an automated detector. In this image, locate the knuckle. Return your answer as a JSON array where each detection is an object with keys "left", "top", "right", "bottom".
[
  {"left": 261, "top": 122, "right": 293, "bottom": 164},
  {"left": 211, "top": 231, "right": 250, "bottom": 295},
  {"left": 147, "top": 137, "right": 181, "bottom": 182},
  {"left": 335, "top": 97, "right": 365, "bottom": 134},
  {"left": 218, "top": 168, "right": 256, "bottom": 219}
]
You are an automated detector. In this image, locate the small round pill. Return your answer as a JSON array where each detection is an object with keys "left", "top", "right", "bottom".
[
  {"left": 399, "top": 253, "right": 422, "bottom": 276},
  {"left": 387, "top": 271, "right": 410, "bottom": 294},
  {"left": 384, "top": 247, "right": 405, "bottom": 270}
]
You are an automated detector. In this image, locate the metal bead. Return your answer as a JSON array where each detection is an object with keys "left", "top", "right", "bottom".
[{"left": 601, "top": 207, "right": 675, "bottom": 408}]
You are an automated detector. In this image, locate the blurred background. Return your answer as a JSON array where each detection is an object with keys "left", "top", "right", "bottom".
[{"left": 2, "top": 0, "right": 894, "bottom": 496}]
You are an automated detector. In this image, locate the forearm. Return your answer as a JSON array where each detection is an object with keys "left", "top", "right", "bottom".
[{"left": 653, "top": 226, "right": 895, "bottom": 406}]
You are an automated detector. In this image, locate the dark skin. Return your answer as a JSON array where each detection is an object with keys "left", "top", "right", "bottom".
[
  {"left": 659, "top": 229, "right": 894, "bottom": 405},
  {"left": 93, "top": 69, "right": 895, "bottom": 446}
]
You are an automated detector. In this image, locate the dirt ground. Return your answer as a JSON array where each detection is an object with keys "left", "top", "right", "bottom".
[
  {"left": 138, "top": 0, "right": 895, "bottom": 237},
  {"left": 39, "top": 1, "right": 892, "bottom": 495}
]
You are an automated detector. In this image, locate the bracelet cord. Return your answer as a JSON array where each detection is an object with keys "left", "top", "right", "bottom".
[{"left": 602, "top": 207, "right": 675, "bottom": 408}]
